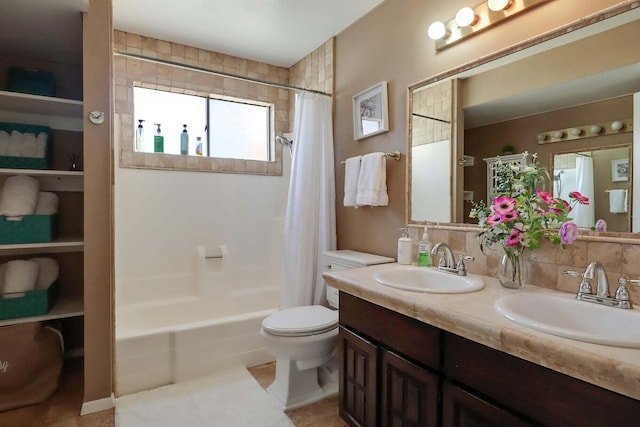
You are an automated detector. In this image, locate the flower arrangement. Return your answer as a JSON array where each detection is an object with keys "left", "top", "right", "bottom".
[{"left": 470, "top": 152, "right": 589, "bottom": 256}]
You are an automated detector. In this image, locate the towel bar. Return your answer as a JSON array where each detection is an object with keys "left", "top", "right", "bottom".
[{"left": 341, "top": 151, "right": 401, "bottom": 164}]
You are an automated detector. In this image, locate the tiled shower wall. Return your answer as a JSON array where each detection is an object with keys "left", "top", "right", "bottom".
[{"left": 410, "top": 225, "right": 640, "bottom": 303}]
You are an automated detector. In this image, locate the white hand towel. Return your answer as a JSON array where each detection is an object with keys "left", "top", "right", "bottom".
[
  {"left": 20, "top": 132, "right": 37, "bottom": 157},
  {"left": 0, "top": 130, "right": 9, "bottom": 156},
  {"left": 31, "top": 257, "right": 59, "bottom": 290},
  {"left": 343, "top": 155, "right": 362, "bottom": 207},
  {"left": 8, "top": 130, "right": 22, "bottom": 156},
  {"left": 609, "top": 189, "right": 627, "bottom": 213},
  {"left": 0, "top": 175, "right": 41, "bottom": 217},
  {"left": 356, "top": 152, "right": 389, "bottom": 207},
  {"left": 2, "top": 260, "right": 39, "bottom": 298},
  {"left": 35, "top": 132, "right": 48, "bottom": 158},
  {"left": 35, "top": 191, "right": 59, "bottom": 215}
]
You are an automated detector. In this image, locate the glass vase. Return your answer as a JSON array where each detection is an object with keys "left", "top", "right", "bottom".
[{"left": 498, "top": 248, "right": 529, "bottom": 289}]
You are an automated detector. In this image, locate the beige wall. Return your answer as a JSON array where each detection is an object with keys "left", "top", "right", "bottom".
[{"left": 333, "top": 0, "right": 627, "bottom": 258}]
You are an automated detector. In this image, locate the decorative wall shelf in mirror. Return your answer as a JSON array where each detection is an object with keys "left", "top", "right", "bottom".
[{"left": 407, "top": 5, "right": 640, "bottom": 238}]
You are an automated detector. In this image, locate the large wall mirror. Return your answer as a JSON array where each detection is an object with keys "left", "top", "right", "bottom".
[{"left": 408, "top": 6, "right": 640, "bottom": 237}]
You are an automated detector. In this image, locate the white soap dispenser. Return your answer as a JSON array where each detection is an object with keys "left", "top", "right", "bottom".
[{"left": 397, "top": 227, "right": 413, "bottom": 265}]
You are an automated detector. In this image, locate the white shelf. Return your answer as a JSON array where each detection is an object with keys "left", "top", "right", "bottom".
[
  {"left": 0, "top": 168, "right": 83, "bottom": 192},
  {"left": 0, "top": 236, "right": 83, "bottom": 256},
  {"left": 0, "top": 293, "right": 83, "bottom": 327},
  {"left": 0, "top": 90, "right": 82, "bottom": 118}
]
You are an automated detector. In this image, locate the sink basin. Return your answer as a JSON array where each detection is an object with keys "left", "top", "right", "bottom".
[
  {"left": 373, "top": 266, "right": 485, "bottom": 293},
  {"left": 495, "top": 292, "right": 640, "bottom": 348}
]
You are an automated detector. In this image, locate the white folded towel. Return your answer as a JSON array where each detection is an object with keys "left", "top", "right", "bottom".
[
  {"left": 35, "top": 191, "right": 59, "bottom": 215},
  {"left": 20, "top": 132, "right": 37, "bottom": 158},
  {"left": 0, "top": 131, "right": 9, "bottom": 156},
  {"left": 356, "top": 152, "right": 389, "bottom": 207},
  {"left": 0, "top": 175, "right": 41, "bottom": 217},
  {"left": 343, "top": 155, "right": 361, "bottom": 207},
  {"left": 31, "top": 257, "right": 59, "bottom": 290},
  {"left": 2, "top": 260, "right": 39, "bottom": 298},
  {"left": 8, "top": 130, "right": 22, "bottom": 156},
  {"left": 609, "top": 189, "right": 627, "bottom": 213},
  {"left": 35, "top": 132, "right": 48, "bottom": 158}
]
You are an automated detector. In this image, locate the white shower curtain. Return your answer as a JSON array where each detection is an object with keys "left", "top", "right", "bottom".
[
  {"left": 280, "top": 92, "right": 336, "bottom": 309},
  {"left": 573, "top": 155, "right": 595, "bottom": 228}
]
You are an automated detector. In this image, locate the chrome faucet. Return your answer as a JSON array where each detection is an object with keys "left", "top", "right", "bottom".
[
  {"left": 431, "top": 242, "right": 474, "bottom": 276},
  {"left": 564, "top": 261, "right": 638, "bottom": 309}
]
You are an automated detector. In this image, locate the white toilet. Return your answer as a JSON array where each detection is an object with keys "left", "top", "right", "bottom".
[{"left": 261, "top": 250, "right": 394, "bottom": 410}]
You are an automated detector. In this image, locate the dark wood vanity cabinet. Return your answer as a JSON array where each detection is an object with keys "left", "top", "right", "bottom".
[{"left": 339, "top": 293, "right": 640, "bottom": 427}]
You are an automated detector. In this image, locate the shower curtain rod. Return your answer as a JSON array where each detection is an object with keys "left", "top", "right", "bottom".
[{"left": 113, "top": 50, "right": 331, "bottom": 97}]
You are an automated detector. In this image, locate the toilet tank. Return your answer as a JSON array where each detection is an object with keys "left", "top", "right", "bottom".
[{"left": 323, "top": 250, "right": 394, "bottom": 308}]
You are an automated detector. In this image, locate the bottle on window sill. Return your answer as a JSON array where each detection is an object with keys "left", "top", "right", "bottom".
[{"left": 196, "top": 136, "right": 202, "bottom": 156}]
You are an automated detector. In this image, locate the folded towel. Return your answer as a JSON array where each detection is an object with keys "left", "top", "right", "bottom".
[
  {"left": 35, "top": 191, "right": 59, "bottom": 215},
  {"left": 0, "top": 263, "right": 6, "bottom": 294},
  {"left": 2, "top": 260, "right": 39, "bottom": 298},
  {"left": 8, "top": 130, "right": 22, "bottom": 156},
  {"left": 0, "top": 175, "right": 41, "bottom": 217},
  {"left": 0, "top": 131, "right": 9, "bottom": 156},
  {"left": 343, "top": 156, "right": 362, "bottom": 207},
  {"left": 35, "top": 132, "right": 48, "bottom": 158},
  {"left": 609, "top": 189, "right": 627, "bottom": 213},
  {"left": 20, "top": 132, "right": 37, "bottom": 158},
  {"left": 356, "top": 152, "right": 389, "bottom": 207},
  {"left": 31, "top": 257, "right": 59, "bottom": 290}
]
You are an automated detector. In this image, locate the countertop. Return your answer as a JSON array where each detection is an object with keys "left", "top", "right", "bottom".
[{"left": 323, "top": 263, "right": 640, "bottom": 401}]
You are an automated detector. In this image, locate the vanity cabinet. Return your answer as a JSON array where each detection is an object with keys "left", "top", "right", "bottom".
[{"left": 339, "top": 293, "right": 640, "bottom": 427}]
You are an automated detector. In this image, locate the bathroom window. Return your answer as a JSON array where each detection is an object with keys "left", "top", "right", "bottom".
[{"left": 133, "top": 87, "right": 273, "bottom": 161}]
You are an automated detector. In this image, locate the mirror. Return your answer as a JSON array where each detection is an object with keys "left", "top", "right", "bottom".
[{"left": 408, "top": 7, "right": 640, "bottom": 238}]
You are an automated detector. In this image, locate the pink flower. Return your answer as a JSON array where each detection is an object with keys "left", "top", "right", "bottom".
[
  {"left": 569, "top": 191, "right": 589, "bottom": 205},
  {"left": 559, "top": 222, "right": 579, "bottom": 244},
  {"left": 486, "top": 213, "right": 503, "bottom": 226},
  {"left": 595, "top": 219, "right": 607, "bottom": 232},
  {"left": 493, "top": 196, "right": 517, "bottom": 215},
  {"left": 501, "top": 210, "right": 519, "bottom": 221},
  {"left": 506, "top": 229, "right": 521, "bottom": 247},
  {"left": 536, "top": 189, "right": 554, "bottom": 204}
]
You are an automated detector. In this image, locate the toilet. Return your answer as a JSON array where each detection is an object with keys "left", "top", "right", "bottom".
[{"left": 261, "top": 250, "right": 394, "bottom": 410}]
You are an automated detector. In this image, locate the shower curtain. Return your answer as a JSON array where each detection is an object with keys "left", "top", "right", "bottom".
[
  {"left": 573, "top": 155, "right": 595, "bottom": 228},
  {"left": 280, "top": 92, "right": 336, "bottom": 309}
]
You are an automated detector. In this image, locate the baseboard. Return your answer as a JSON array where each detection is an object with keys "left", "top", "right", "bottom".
[{"left": 80, "top": 394, "right": 115, "bottom": 415}]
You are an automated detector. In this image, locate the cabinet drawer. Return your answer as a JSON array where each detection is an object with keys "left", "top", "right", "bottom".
[
  {"left": 340, "top": 293, "right": 441, "bottom": 370},
  {"left": 443, "top": 332, "right": 640, "bottom": 427}
]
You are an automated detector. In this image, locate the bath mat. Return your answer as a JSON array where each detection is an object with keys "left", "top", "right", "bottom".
[{"left": 115, "top": 367, "right": 294, "bottom": 427}]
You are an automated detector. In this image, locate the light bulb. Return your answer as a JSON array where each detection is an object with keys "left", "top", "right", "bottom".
[
  {"left": 552, "top": 131, "right": 564, "bottom": 139},
  {"left": 428, "top": 21, "right": 447, "bottom": 40},
  {"left": 488, "top": 0, "right": 513, "bottom": 12},
  {"left": 536, "top": 133, "right": 547, "bottom": 142},
  {"left": 570, "top": 128, "right": 582, "bottom": 136},
  {"left": 590, "top": 125, "right": 602, "bottom": 134},
  {"left": 455, "top": 7, "right": 477, "bottom": 27},
  {"left": 611, "top": 120, "right": 624, "bottom": 131}
]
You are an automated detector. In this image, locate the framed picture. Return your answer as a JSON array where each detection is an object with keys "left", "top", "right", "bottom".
[
  {"left": 353, "top": 81, "right": 389, "bottom": 140},
  {"left": 611, "top": 158, "right": 629, "bottom": 182}
]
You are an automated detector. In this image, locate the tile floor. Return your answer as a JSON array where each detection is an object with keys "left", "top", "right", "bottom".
[{"left": 0, "top": 360, "right": 346, "bottom": 426}]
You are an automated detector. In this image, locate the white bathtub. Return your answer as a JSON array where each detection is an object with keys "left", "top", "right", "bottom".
[{"left": 115, "top": 285, "right": 279, "bottom": 396}]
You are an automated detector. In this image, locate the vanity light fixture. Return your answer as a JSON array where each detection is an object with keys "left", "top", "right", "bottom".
[
  {"left": 428, "top": 0, "right": 552, "bottom": 50},
  {"left": 538, "top": 119, "right": 633, "bottom": 145}
]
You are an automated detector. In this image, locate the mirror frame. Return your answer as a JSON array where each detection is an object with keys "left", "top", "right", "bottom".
[{"left": 406, "top": 2, "right": 639, "bottom": 240}]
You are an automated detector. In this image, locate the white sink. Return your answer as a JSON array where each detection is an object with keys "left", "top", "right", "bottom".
[
  {"left": 373, "top": 266, "right": 485, "bottom": 293},
  {"left": 495, "top": 291, "right": 640, "bottom": 348}
]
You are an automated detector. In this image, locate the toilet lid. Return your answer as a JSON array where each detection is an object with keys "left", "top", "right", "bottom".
[{"left": 262, "top": 305, "right": 338, "bottom": 337}]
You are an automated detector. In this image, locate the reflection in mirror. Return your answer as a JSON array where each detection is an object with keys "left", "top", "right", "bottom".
[{"left": 552, "top": 146, "right": 631, "bottom": 232}]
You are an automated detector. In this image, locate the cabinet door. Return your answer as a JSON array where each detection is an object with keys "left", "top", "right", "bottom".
[
  {"left": 339, "top": 327, "right": 378, "bottom": 427},
  {"left": 380, "top": 349, "right": 439, "bottom": 427},
  {"left": 442, "top": 381, "right": 533, "bottom": 427}
]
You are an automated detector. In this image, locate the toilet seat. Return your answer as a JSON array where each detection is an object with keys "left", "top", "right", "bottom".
[{"left": 262, "top": 305, "right": 338, "bottom": 337}]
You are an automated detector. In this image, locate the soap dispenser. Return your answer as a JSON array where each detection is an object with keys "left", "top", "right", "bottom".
[
  {"left": 418, "top": 226, "right": 432, "bottom": 266},
  {"left": 135, "top": 119, "right": 145, "bottom": 152},
  {"left": 195, "top": 136, "right": 203, "bottom": 156},
  {"left": 180, "top": 124, "right": 189, "bottom": 155},
  {"left": 397, "top": 227, "right": 413, "bottom": 265},
  {"left": 153, "top": 123, "right": 164, "bottom": 153}
]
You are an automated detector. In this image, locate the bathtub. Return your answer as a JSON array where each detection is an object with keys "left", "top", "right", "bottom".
[{"left": 115, "top": 284, "right": 279, "bottom": 396}]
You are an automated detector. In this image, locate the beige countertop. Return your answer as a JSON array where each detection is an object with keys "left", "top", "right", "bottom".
[{"left": 323, "top": 263, "right": 640, "bottom": 401}]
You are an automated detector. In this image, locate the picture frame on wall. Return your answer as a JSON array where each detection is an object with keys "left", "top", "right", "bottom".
[
  {"left": 611, "top": 158, "right": 629, "bottom": 182},
  {"left": 353, "top": 81, "right": 389, "bottom": 140}
]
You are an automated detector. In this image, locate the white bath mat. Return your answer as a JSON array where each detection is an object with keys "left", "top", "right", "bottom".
[{"left": 115, "top": 367, "right": 294, "bottom": 427}]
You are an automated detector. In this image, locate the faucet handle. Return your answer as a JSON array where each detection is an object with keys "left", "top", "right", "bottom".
[
  {"left": 564, "top": 270, "right": 592, "bottom": 295},
  {"left": 615, "top": 278, "right": 635, "bottom": 309},
  {"left": 456, "top": 255, "right": 474, "bottom": 276}
]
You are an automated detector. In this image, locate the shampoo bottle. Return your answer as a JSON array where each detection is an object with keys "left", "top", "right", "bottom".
[
  {"left": 397, "top": 227, "right": 413, "bottom": 265},
  {"left": 180, "top": 124, "right": 189, "bottom": 155},
  {"left": 418, "top": 226, "right": 432, "bottom": 266},
  {"left": 135, "top": 119, "right": 145, "bottom": 152},
  {"left": 153, "top": 123, "right": 164, "bottom": 153}
]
